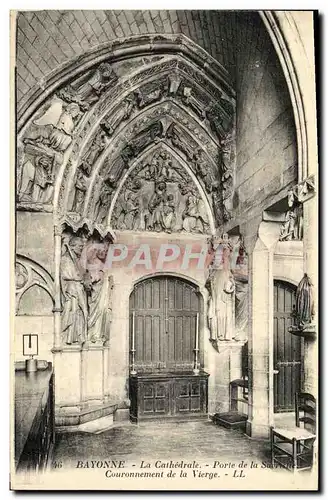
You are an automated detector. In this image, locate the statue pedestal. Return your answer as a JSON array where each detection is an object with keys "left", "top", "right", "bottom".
[
  {"left": 207, "top": 340, "right": 246, "bottom": 415},
  {"left": 81, "top": 342, "right": 105, "bottom": 404},
  {"left": 53, "top": 342, "right": 116, "bottom": 429},
  {"left": 289, "top": 324, "right": 316, "bottom": 340},
  {"left": 53, "top": 345, "right": 82, "bottom": 408}
]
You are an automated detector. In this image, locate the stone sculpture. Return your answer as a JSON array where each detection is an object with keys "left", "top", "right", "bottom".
[
  {"left": 23, "top": 101, "right": 81, "bottom": 154},
  {"left": 94, "top": 177, "right": 117, "bottom": 225},
  {"left": 61, "top": 236, "right": 90, "bottom": 345},
  {"left": 71, "top": 170, "right": 88, "bottom": 213},
  {"left": 80, "top": 130, "right": 107, "bottom": 176},
  {"left": 279, "top": 188, "right": 303, "bottom": 241},
  {"left": 101, "top": 94, "right": 137, "bottom": 136},
  {"left": 58, "top": 62, "right": 118, "bottom": 111},
  {"left": 18, "top": 155, "right": 54, "bottom": 203}
]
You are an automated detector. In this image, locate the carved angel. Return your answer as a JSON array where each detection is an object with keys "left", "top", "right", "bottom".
[{"left": 23, "top": 100, "right": 81, "bottom": 153}]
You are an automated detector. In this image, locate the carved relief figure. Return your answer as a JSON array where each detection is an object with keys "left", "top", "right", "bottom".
[
  {"left": 168, "top": 73, "right": 181, "bottom": 95},
  {"left": 58, "top": 62, "right": 118, "bottom": 111},
  {"left": 162, "top": 194, "right": 176, "bottom": 233},
  {"left": 18, "top": 155, "right": 54, "bottom": 203},
  {"left": 192, "top": 149, "right": 213, "bottom": 193},
  {"left": 182, "top": 86, "right": 206, "bottom": 119},
  {"left": 61, "top": 236, "right": 90, "bottom": 345},
  {"left": 24, "top": 101, "right": 81, "bottom": 154},
  {"left": 294, "top": 273, "right": 315, "bottom": 328},
  {"left": 80, "top": 130, "right": 107, "bottom": 176},
  {"left": 101, "top": 93, "right": 137, "bottom": 136},
  {"left": 111, "top": 150, "right": 212, "bottom": 235},
  {"left": 146, "top": 181, "right": 168, "bottom": 232},
  {"left": 220, "top": 131, "right": 234, "bottom": 194},
  {"left": 135, "top": 80, "right": 166, "bottom": 108},
  {"left": 211, "top": 232, "right": 233, "bottom": 270},
  {"left": 114, "top": 179, "right": 142, "bottom": 230},
  {"left": 180, "top": 184, "right": 209, "bottom": 234},
  {"left": 166, "top": 123, "right": 194, "bottom": 160},
  {"left": 71, "top": 170, "right": 88, "bottom": 213},
  {"left": 87, "top": 243, "right": 113, "bottom": 344},
  {"left": 206, "top": 269, "right": 235, "bottom": 344},
  {"left": 94, "top": 177, "right": 117, "bottom": 225},
  {"left": 279, "top": 188, "right": 303, "bottom": 241}
]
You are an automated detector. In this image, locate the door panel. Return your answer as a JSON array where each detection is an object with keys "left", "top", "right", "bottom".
[
  {"left": 273, "top": 280, "right": 303, "bottom": 412},
  {"left": 130, "top": 277, "right": 199, "bottom": 372}
]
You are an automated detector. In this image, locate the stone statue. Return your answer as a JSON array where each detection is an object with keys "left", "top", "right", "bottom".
[
  {"left": 87, "top": 243, "right": 113, "bottom": 344},
  {"left": 205, "top": 103, "right": 225, "bottom": 140},
  {"left": 18, "top": 155, "right": 54, "bottom": 203},
  {"left": 168, "top": 73, "right": 181, "bottom": 95},
  {"left": 24, "top": 101, "right": 81, "bottom": 154},
  {"left": 71, "top": 170, "right": 88, "bottom": 213},
  {"left": 192, "top": 149, "right": 213, "bottom": 193},
  {"left": 279, "top": 189, "right": 303, "bottom": 241},
  {"left": 166, "top": 123, "right": 194, "bottom": 160},
  {"left": 294, "top": 273, "right": 315, "bottom": 328},
  {"left": 58, "top": 62, "right": 117, "bottom": 111},
  {"left": 113, "top": 179, "right": 142, "bottom": 230},
  {"left": 61, "top": 236, "right": 90, "bottom": 345},
  {"left": 135, "top": 81, "right": 165, "bottom": 108},
  {"left": 80, "top": 130, "right": 107, "bottom": 176},
  {"left": 147, "top": 181, "right": 167, "bottom": 232},
  {"left": 161, "top": 194, "right": 176, "bottom": 233},
  {"left": 180, "top": 184, "right": 210, "bottom": 234},
  {"left": 182, "top": 86, "right": 206, "bottom": 119},
  {"left": 94, "top": 177, "right": 117, "bottom": 225},
  {"left": 221, "top": 273, "right": 236, "bottom": 341},
  {"left": 101, "top": 94, "right": 137, "bottom": 136},
  {"left": 206, "top": 269, "right": 236, "bottom": 344},
  {"left": 210, "top": 233, "right": 233, "bottom": 271}
]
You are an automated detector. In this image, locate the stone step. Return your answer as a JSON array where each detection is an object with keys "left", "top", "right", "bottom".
[{"left": 56, "top": 401, "right": 118, "bottom": 431}]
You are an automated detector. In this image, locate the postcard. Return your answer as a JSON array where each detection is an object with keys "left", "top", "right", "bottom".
[{"left": 11, "top": 9, "right": 318, "bottom": 491}]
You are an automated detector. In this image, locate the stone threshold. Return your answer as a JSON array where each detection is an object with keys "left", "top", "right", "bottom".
[{"left": 55, "top": 401, "right": 118, "bottom": 429}]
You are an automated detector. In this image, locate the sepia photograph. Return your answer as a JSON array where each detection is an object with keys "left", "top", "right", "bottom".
[{"left": 10, "top": 8, "right": 318, "bottom": 491}]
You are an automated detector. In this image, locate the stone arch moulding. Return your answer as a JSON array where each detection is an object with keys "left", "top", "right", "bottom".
[
  {"left": 260, "top": 11, "right": 313, "bottom": 182},
  {"left": 17, "top": 34, "right": 234, "bottom": 132},
  {"left": 17, "top": 34, "right": 236, "bottom": 234},
  {"left": 15, "top": 254, "right": 55, "bottom": 313}
]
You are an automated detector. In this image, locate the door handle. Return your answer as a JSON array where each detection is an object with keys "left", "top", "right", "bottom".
[{"left": 273, "top": 370, "right": 279, "bottom": 375}]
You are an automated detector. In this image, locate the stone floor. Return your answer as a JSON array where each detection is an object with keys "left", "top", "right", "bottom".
[{"left": 52, "top": 419, "right": 271, "bottom": 467}]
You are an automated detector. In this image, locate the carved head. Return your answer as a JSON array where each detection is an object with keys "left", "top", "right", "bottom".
[
  {"left": 66, "top": 103, "right": 80, "bottom": 118},
  {"left": 156, "top": 181, "right": 166, "bottom": 193},
  {"left": 36, "top": 155, "right": 52, "bottom": 173},
  {"left": 99, "top": 62, "right": 114, "bottom": 79},
  {"left": 70, "top": 236, "right": 84, "bottom": 257}
]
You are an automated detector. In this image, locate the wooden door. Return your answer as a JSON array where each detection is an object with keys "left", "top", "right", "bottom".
[
  {"left": 130, "top": 277, "right": 199, "bottom": 372},
  {"left": 273, "top": 280, "right": 303, "bottom": 412}
]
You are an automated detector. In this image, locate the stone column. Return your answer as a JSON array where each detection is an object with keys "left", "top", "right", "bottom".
[
  {"left": 301, "top": 181, "right": 317, "bottom": 398},
  {"left": 246, "top": 220, "right": 280, "bottom": 439},
  {"left": 52, "top": 227, "right": 63, "bottom": 350}
]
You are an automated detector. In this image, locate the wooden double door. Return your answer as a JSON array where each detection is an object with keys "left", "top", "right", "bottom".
[
  {"left": 273, "top": 280, "right": 304, "bottom": 412},
  {"left": 130, "top": 276, "right": 200, "bottom": 372}
]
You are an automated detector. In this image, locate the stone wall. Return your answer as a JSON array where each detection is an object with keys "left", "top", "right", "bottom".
[
  {"left": 233, "top": 12, "right": 298, "bottom": 228},
  {"left": 14, "top": 10, "right": 238, "bottom": 111}
]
